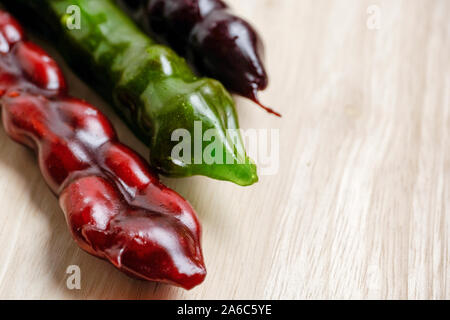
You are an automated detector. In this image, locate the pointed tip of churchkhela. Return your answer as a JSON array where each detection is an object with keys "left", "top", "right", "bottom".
[
  {"left": 248, "top": 88, "right": 282, "bottom": 118},
  {"left": 253, "top": 98, "right": 282, "bottom": 118}
]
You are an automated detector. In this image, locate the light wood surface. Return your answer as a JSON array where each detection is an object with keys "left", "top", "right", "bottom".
[{"left": 0, "top": 0, "right": 448, "bottom": 299}]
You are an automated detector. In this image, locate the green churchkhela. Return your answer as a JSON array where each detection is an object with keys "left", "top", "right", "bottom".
[{"left": 3, "top": 0, "right": 258, "bottom": 186}]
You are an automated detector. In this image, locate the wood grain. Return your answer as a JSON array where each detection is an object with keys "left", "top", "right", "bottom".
[{"left": 0, "top": 0, "right": 448, "bottom": 299}]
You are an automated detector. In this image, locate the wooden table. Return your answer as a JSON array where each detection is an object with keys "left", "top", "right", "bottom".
[{"left": 0, "top": 0, "right": 448, "bottom": 299}]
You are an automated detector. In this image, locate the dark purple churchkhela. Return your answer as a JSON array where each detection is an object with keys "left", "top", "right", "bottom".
[{"left": 121, "top": 0, "right": 281, "bottom": 116}]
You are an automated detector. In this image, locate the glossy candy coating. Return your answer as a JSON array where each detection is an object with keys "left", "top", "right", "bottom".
[
  {"left": 121, "top": 0, "right": 280, "bottom": 116},
  {"left": 3, "top": 0, "right": 258, "bottom": 186},
  {"left": 0, "top": 10, "right": 205, "bottom": 290}
]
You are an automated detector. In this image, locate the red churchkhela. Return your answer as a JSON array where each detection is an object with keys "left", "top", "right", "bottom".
[{"left": 0, "top": 10, "right": 206, "bottom": 290}]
